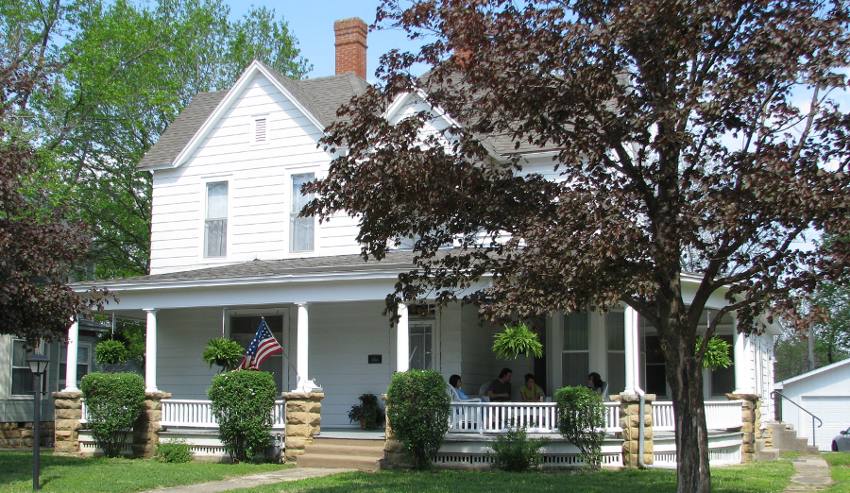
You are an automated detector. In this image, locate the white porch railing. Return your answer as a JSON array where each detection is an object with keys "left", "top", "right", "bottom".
[
  {"left": 448, "top": 401, "right": 621, "bottom": 434},
  {"left": 161, "top": 399, "right": 287, "bottom": 430},
  {"left": 82, "top": 399, "right": 286, "bottom": 430},
  {"left": 653, "top": 400, "right": 743, "bottom": 432}
]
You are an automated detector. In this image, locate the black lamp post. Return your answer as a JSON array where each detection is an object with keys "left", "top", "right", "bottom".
[{"left": 28, "top": 354, "right": 49, "bottom": 491}]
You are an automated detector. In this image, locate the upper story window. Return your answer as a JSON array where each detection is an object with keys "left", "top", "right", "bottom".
[
  {"left": 12, "top": 340, "right": 47, "bottom": 396},
  {"left": 252, "top": 117, "right": 267, "bottom": 143},
  {"left": 290, "top": 173, "right": 315, "bottom": 252},
  {"left": 205, "top": 181, "right": 228, "bottom": 257}
]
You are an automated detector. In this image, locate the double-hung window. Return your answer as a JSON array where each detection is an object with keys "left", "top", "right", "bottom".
[
  {"left": 290, "top": 173, "right": 315, "bottom": 252},
  {"left": 562, "top": 312, "right": 590, "bottom": 387},
  {"left": 11, "top": 340, "right": 47, "bottom": 396},
  {"left": 605, "top": 311, "right": 626, "bottom": 395},
  {"left": 205, "top": 181, "right": 228, "bottom": 257},
  {"left": 59, "top": 343, "right": 91, "bottom": 390}
]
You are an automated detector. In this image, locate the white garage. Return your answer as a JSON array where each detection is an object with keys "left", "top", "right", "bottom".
[{"left": 775, "top": 358, "right": 850, "bottom": 451}]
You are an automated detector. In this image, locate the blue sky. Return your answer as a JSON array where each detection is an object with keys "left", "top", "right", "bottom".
[{"left": 229, "top": 1, "right": 419, "bottom": 81}]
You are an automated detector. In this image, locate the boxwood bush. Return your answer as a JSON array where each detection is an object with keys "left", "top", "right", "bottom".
[
  {"left": 555, "top": 386, "right": 605, "bottom": 469},
  {"left": 208, "top": 370, "right": 277, "bottom": 462},
  {"left": 490, "top": 427, "right": 548, "bottom": 471},
  {"left": 155, "top": 440, "right": 193, "bottom": 463},
  {"left": 386, "top": 369, "right": 450, "bottom": 469},
  {"left": 80, "top": 372, "right": 145, "bottom": 457}
]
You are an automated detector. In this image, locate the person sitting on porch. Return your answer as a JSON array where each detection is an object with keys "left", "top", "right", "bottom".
[
  {"left": 520, "top": 373, "right": 545, "bottom": 402},
  {"left": 587, "top": 372, "right": 608, "bottom": 399},
  {"left": 448, "top": 374, "right": 471, "bottom": 401},
  {"left": 486, "top": 368, "right": 513, "bottom": 402}
]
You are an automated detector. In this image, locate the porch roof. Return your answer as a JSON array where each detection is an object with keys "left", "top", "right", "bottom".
[{"left": 72, "top": 251, "right": 420, "bottom": 291}]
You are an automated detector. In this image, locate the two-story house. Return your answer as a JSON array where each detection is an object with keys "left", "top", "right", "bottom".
[{"left": 64, "top": 18, "right": 779, "bottom": 465}]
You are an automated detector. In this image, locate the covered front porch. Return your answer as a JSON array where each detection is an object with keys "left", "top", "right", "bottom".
[{"left": 64, "top": 255, "right": 772, "bottom": 465}]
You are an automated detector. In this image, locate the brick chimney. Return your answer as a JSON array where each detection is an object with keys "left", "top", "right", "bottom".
[{"left": 334, "top": 18, "right": 367, "bottom": 79}]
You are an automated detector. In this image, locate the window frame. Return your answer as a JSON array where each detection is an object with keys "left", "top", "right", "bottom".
[
  {"left": 10, "top": 339, "right": 47, "bottom": 398},
  {"left": 58, "top": 341, "right": 92, "bottom": 391},
  {"left": 201, "top": 177, "right": 231, "bottom": 259},
  {"left": 289, "top": 172, "right": 316, "bottom": 253},
  {"left": 561, "top": 312, "right": 590, "bottom": 388},
  {"left": 408, "top": 321, "right": 435, "bottom": 370}
]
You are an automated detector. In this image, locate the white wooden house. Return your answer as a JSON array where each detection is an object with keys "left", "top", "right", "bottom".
[{"left": 64, "top": 18, "right": 779, "bottom": 465}]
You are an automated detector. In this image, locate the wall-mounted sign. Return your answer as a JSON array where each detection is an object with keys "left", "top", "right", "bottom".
[{"left": 368, "top": 354, "right": 382, "bottom": 364}]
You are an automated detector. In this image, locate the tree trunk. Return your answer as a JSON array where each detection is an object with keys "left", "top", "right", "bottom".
[{"left": 666, "top": 326, "right": 711, "bottom": 493}]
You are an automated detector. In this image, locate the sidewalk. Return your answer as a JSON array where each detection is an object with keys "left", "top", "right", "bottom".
[
  {"left": 142, "top": 467, "right": 354, "bottom": 493},
  {"left": 784, "top": 454, "right": 832, "bottom": 492}
]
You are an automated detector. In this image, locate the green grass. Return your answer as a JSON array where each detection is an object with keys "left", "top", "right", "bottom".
[
  {"left": 0, "top": 451, "right": 288, "bottom": 493},
  {"left": 230, "top": 461, "right": 794, "bottom": 493},
  {"left": 823, "top": 452, "right": 850, "bottom": 493}
]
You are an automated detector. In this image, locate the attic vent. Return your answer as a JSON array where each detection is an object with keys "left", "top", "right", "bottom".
[{"left": 253, "top": 117, "right": 267, "bottom": 143}]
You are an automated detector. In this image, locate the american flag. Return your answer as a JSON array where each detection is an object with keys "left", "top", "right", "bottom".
[{"left": 239, "top": 318, "right": 283, "bottom": 370}]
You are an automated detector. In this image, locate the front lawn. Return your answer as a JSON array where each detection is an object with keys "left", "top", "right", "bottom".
[
  {"left": 0, "top": 452, "right": 286, "bottom": 493},
  {"left": 823, "top": 452, "right": 850, "bottom": 493},
  {"left": 230, "top": 461, "right": 794, "bottom": 493}
]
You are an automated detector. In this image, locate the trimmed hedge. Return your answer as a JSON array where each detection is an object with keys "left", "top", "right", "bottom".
[
  {"left": 208, "top": 370, "right": 277, "bottom": 462},
  {"left": 80, "top": 372, "right": 145, "bottom": 457},
  {"left": 555, "top": 386, "right": 605, "bottom": 469},
  {"left": 386, "top": 369, "right": 450, "bottom": 469}
]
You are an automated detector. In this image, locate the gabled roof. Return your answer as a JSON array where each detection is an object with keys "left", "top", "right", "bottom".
[
  {"left": 137, "top": 61, "right": 368, "bottom": 170},
  {"left": 776, "top": 357, "right": 850, "bottom": 388}
]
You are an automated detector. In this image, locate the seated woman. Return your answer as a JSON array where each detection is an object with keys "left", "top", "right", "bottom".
[
  {"left": 520, "top": 373, "right": 545, "bottom": 402},
  {"left": 587, "top": 372, "right": 608, "bottom": 399},
  {"left": 448, "top": 374, "right": 482, "bottom": 402}
]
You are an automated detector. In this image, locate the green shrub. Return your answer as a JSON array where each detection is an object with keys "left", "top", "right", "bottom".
[
  {"left": 555, "top": 385, "right": 605, "bottom": 469},
  {"left": 492, "top": 322, "right": 544, "bottom": 360},
  {"left": 95, "top": 339, "right": 129, "bottom": 366},
  {"left": 202, "top": 338, "right": 244, "bottom": 372},
  {"left": 697, "top": 336, "right": 733, "bottom": 370},
  {"left": 489, "top": 427, "right": 548, "bottom": 471},
  {"left": 386, "top": 369, "right": 450, "bottom": 469},
  {"left": 80, "top": 372, "right": 145, "bottom": 457},
  {"left": 155, "top": 441, "right": 193, "bottom": 463},
  {"left": 208, "top": 370, "right": 277, "bottom": 462}
]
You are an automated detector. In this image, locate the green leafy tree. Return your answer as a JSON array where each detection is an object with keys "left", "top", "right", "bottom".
[{"left": 307, "top": 1, "right": 849, "bottom": 490}]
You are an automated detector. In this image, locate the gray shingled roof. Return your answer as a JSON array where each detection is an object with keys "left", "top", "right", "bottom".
[
  {"left": 78, "top": 251, "right": 419, "bottom": 288},
  {"left": 137, "top": 64, "right": 368, "bottom": 170},
  {"left": 138, "top": 91, "right": 227, "bottom": 169}
]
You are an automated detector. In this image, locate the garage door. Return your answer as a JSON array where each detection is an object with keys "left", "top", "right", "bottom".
[{"left": 800, "top": 396, "right": 850, "bottom": 451}]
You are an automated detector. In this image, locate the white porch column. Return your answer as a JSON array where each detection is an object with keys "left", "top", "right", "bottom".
[
  {"left": 144, "top": 308, "right": 158, "bottom": 392},
  {"left": 733, "top": 328, "right": 754, "bottom": 394},
  {"left": 623, "top": 306, "right": 641, "bottom": 393},
  {"left": 396, "top": 303, "right": 409, "bottom": 372},
  {"left": 63, "top": 319, "right": 80, "bottom": 391},
  {"left": 295, "top": 303, "right": 309, "bottom": 390}
]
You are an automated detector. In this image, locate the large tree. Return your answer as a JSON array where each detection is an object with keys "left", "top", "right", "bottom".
[
  {"left": 307, "top": 1, "right": 850, "bottom": 490},
  {"left": 8, "top": 0, "right": 309, "bottom": 278}
]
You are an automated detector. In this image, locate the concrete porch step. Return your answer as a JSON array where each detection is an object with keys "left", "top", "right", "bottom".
[
  {"left": 297, "top": 452, "right": 381, "bottom": 471},
  {"left": 297, "top": 437, "right": 384, "bottom": 472}
]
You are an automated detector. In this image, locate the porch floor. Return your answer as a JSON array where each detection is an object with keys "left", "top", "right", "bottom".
[{"left": 316, "top": 428, "right": 385, "bottom": 440}]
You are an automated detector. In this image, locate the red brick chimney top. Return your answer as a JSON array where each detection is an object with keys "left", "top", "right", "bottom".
[{"left": 334, "top": 18, "right": 368, "bottom": 79}]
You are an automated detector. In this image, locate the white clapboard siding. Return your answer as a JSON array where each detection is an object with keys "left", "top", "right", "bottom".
[{"left": 149, "top": 72, "right": 362, "bottom": 274}]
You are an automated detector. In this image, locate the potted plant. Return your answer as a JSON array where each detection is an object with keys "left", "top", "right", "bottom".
[
  {"left": 202, "top": 337, "right": 244, "bottom": 372},
  {"left": 347, "top": 393, "right": 383, "bottom": 430}
]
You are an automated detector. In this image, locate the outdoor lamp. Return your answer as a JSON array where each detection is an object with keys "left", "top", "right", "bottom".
[{"left": 28, "top": 353, "right": 49, "bottom": 491}]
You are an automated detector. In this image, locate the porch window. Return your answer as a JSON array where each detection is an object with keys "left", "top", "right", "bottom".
[
  {"left": 205, "top": 181, "right": 228, "bottom": 257},
  {"left": 230, "top": 315, "right": 284, "bottom": 391},
  {"left": 562, "top": 312, "right": 589, "bottom": 387},
  {"left": 290, "top": 173, "right": 315, "bottom": 252},
  {"left": 409, "top": 323, "right": 433, "bottom": 370},
  {"left": 605, "top": 312, "right": 625, "bottom": 395},
  {"left": 59, "top": 342, "right": 91, "bottom": 390},
  {"left": 11, "top": 340, "right": 47, "bottom": 396}
]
